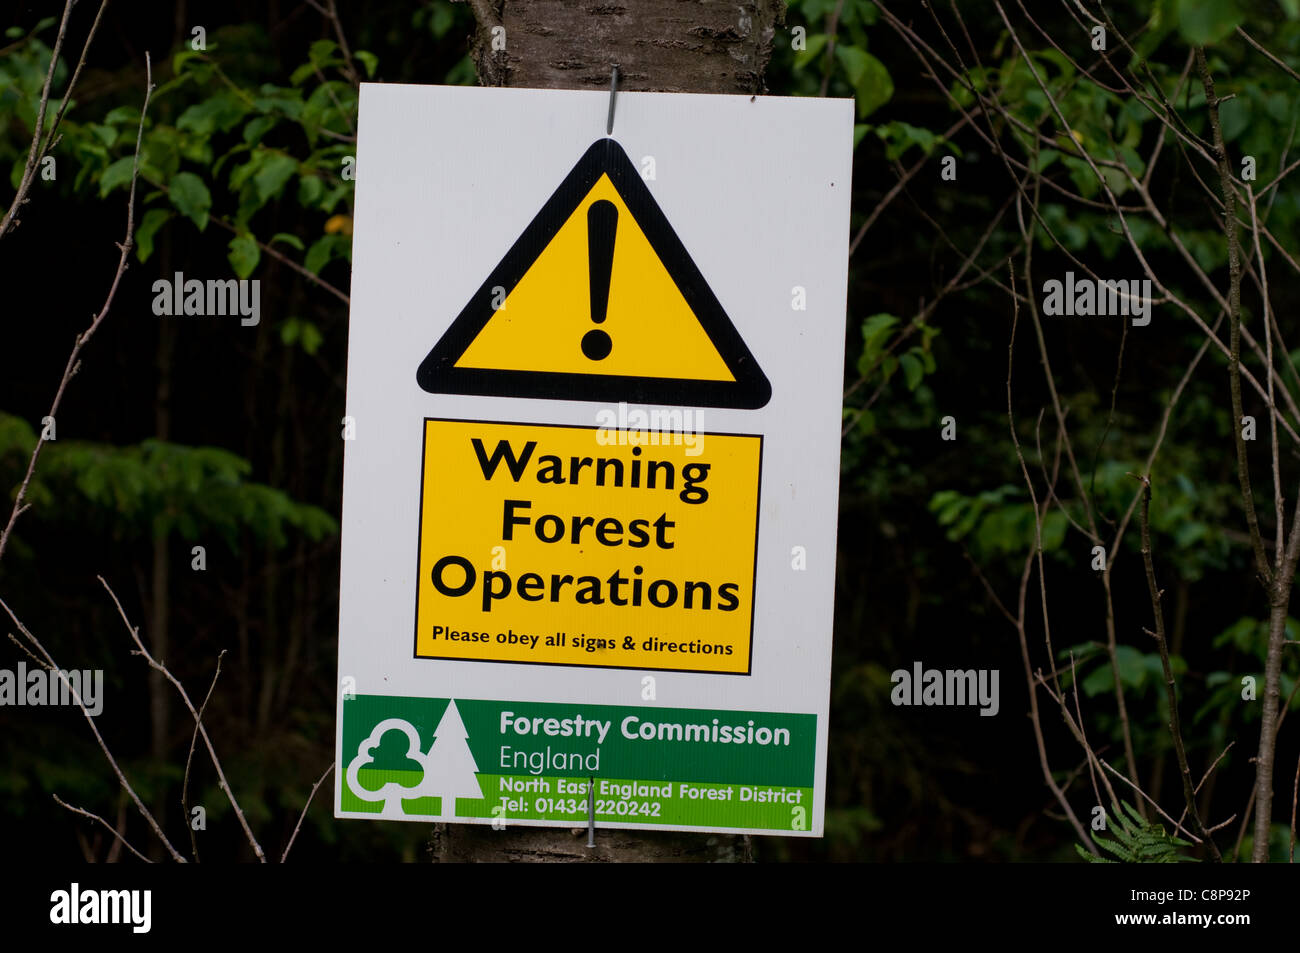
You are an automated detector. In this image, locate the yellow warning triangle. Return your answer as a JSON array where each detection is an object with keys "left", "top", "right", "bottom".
[{"left": 416, "top": 139, "right": 770, "bottom": 408}]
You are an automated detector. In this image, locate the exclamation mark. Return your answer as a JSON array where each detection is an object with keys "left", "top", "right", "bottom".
[{"left": 582, "top": 200, "right": 617, "bottom": 361}]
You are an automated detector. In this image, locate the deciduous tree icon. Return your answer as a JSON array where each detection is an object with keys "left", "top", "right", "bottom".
[{"left": 345, "top": 718, "right": 427, "bottom": 818}]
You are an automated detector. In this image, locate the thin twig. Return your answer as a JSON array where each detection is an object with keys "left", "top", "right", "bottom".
[
  {"left": 100, "top": 576, "right": 267, "bottom": 862},
  {"left": 1236, "top": 27, "right": 1300, "bottom": 85},
  {"left": 0, "top": 0, "right": 74, "bottom": 240},
  {"left": 307, "top": 0, "right": 360, "bottom": 86},
  {"left": 1197, "top": 48, "right": 1272, "bottom": 588},
  {"left": 210, "top": 216, "right": 350, "bottom": 306},
  {"left": 0, "top": 52, "right": 154, "bottom": 566},
  {"left": 818, "top": 0, "right": 847, "bottom": 99},
  {"left": 1098, "top": 758, "right": 1202, "bottom": 844},
  {"left": 1178, "top": 741, "right": 1235, "bottom": 830},
  {"left": 1006, "top": 261, "right": 1095, "bottom": 850},
  {"left": 1290, "top": 750, "right": 1299, "bottom": 862},
  {"left": 1245, "top": 184, "right": 1284, "bottom": 569},
  {"left": 1135, "top": 472, "right": 1221, "bottom": 861},
  {"left": 0, "top": 595, "right": 185, "bottom": 861},
  {"left": 182, "top": 650, "right": 227, "bottom": 863},
  {"left": 52, "top": 794, "right": 151, "bottom": 863},
  {"left": 281, "top": 762, "right": 334, "bottom": 863}
]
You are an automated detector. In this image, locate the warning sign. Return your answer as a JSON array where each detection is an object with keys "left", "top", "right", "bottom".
[
  {"left": 338, "top": 84, "right": 853, "bottom": 837},
  {"left": 414, "top": 418, "right": 762, "bottom": 673},
  {"left": 416, "top": 138, "right": 771, "bottom": 409}
]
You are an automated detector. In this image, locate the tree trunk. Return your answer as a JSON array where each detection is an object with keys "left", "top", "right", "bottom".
[
  {"left": 432, "top": 0, "right": 786, "bottom": 863},
  {"left": 1252, "top": 597, "right": 1289, "bottom": 860},
  {"left": 462, "top": 0, "right": 785, "bottom": 94}
]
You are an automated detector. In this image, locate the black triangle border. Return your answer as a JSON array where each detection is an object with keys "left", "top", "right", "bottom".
[{"left": 416, "top": 138, "right": 772, "bottom": 409}]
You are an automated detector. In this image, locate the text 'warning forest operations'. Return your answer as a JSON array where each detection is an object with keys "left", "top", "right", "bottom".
[{"left": 414, "top": 419, "right": 762, "bottom": 673}]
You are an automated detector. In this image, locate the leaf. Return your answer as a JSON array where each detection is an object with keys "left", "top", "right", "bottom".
[
  {"left": 299, "top": 321, "right": 323, "bottom": 355},
  {"left": 836, "top": 46, "right": 893, "bottom": 119},
  {"left": 168, "top": 172, "right": 212, "bottom": 231},
  {"left": 135, "top": 208, "right": 173, "bottom": 263},
  {"left": 142, "top": 127, "right": 182, "bottom": 182},
  {"left": 354, "top": 50, "right": 378, "bottom": 78},
  {"left": 228, "top": 233, "right": 260, "bottom": 279},
  {"left": 304, "top": 234, "right": 348, "bottom": 274},
  {"left": 172, "top": 48, "right": 204, "bottom": 75},
  {"left": 98, "top": 156, "right": 136, "bottom": 198},
  {"left": 176, "top": 91, "right": 250, "bottom": 137},
  {"left": 280, "top": 317, "right": 324, "bottom": 358},
  {"left": 253, "top": 154, "right": 298, "bottom": 202},
  {"left": 900, "top": 352, "right": 924, "bottom": 391},
  {"left": 243, "top": 115, "right": 277, "bottom": 146},
  {"left": 793, "top": 33, "right": 829, "bottom": 71},
  {"left": 309, "top": 39, "right": 339, "bottom": 64},
  {"left": 857, "top": 313, "right": 899, "bottom": 376},
  {"left": 103, "top": 105, "right": 140, "bottom": 126},
  {"left": 1174, "top": 0, "right": 1242, "bottom": 45},
  {"left": 1082, "top": 646, "right": 1146, "bottom": 697},
  {"left": 290, "top": 62, "right": 318, "bottom": 87},
  {"left": 298, "top": 175, "right": 324, "bottom": 207},
  {"left": 1032, "top": 148, "right": 1060, "bottom": 173},
  {"left": 270, "top": 232, "right": 305, "bottom": 251},
  {"left": 1218, "top": 96, "right": 1251, "bottom": 142},
  {"left": 431, "top": 3, "right": 457, "bottom": 38}
]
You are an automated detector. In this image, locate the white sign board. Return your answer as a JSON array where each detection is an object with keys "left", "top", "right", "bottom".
[{"left": 336, "top": 83, "right": 852, "bottom": 836}]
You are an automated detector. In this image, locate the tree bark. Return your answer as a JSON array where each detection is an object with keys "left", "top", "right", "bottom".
[
  {"left": 433, "top": 0, "right": 786, "bottom": 863},
  {"left": 461, "top": 0, "right": 785, "bottom": 94}
]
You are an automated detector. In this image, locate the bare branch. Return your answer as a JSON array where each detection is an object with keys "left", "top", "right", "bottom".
[
  {"left": 100, "top": 577, "right": 267, "bottom": 862},
  {"left": 1135, "top": 473, "right": 1221, "bottom": 861},
  {"left": 0, "top": 52, "right": 155, "bottom": 566},
  {"left": 0, "top": 0, "right": 74, "bottom": 240},
  {"left": 281, "top": 762, "right": 334, "bottom": 863},
  {"left": 0, "top": 595, "right": 185, "bottom": 861},
  {"left": 182, "top": 650, "right": 227, "bottom": 863},
  {"left": 52, "top": 794, "right": 151, "bottom": 864}
]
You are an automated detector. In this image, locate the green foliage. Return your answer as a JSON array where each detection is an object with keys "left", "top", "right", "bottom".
[
  {"left": 781, "top": 1, "right": 911, "bottom": 127},
  {"left": 1, "top": 22, "right": 371, "bottom": 286},
  {"left": 1062, "top": 643, "right": 1188, "bottom": 699},
  {"left": 866, "top": 120, "right": 964, "bottom": 161},
  {"left": 1173, "top": 0, "right": 1244, "bottom": 45},
  {"left": 280, "top": 316, "right": 324, "bottom": 355},
  {"left": 168, "top": 170, "right": 212, "bottom": 229},
  {"left": 844, "top": 314, "right": 940, "bottom": 437},
  {"left": 1077, "top": 801, "right": 1197, "bottom": 863},
  {"left": 1, "top": 413, "right": 337, "bottom": 550},
  {"left": 835, "top": 45, "right": 892, "bottom": 119},
  {"left": 929, "top": 486, "right": 1067, "bottom": 560}
]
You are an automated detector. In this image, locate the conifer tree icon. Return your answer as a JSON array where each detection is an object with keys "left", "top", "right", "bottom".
[{"left": 421, "top": 700, "right": 483, "bottom": 818}]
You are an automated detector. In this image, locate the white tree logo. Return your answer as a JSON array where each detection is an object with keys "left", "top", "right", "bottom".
[
  {"left": 422, "top": 699, "right": 483, "bottom": 816},
  {"left": 345, "top": 701, "right": 482, "bottom": 818}
]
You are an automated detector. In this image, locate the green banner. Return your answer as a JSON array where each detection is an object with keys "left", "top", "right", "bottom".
[{"left": 340, "top": 694, "right": 816, "bottom": 832}]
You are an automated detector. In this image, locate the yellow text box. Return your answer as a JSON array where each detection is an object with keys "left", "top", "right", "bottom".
[{"left": 414, "top": 419, "right": 761, "bottom": 674}]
